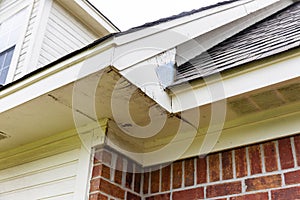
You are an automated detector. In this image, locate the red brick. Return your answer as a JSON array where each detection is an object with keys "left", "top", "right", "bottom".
[
  {"left": 245, "top": 174, "right": 281, "bottom": 191},
  {"left": 125, "top": 162, "right": 133, "bottom": 189},
  {"left": 90, "top": 178, "right": 101, "bottom": 192},
  {"left": 161, "top": 165, "right": 171, "bottom": 192},
  {"left": 184, "top": 158, "right": 195, "bottom": 186},
  {"left": 278, "top": 138, "right": 294, "bottom": 169},
  {"left": 248, "top": 144, "right": 262, "bottom": 175},
  {"left": 151, "top": 170, "right": 160, "bottom": 193},
  {"left": 99, "top": 179, "right": 125, "bottom": 199},
  {"left": 197, "top": 157, "right": 207, "bottom": 184},
  {"left": 146, "top": 193, "right": 170, "bottom": 200},
  {"left": 209, "top": 154, "right": 220, "bottom": 182},
  {"left": 230, "top": 192, "right": 268, "bottom": 200},
  {"left": 294, "top": 135, "right": 300, "bottom": 166},
  {"left": 127, "top": 192, "right": 141, "bottom": 200},
  {"left": 98, "top": 193, "right": 109, "bottom": 200},
  {"left": 173, "top": 187, "right": 204, "bottom": 200},
  {"left": 134, "top": 173, "right": 141, "bottom": 193},
  {"left": 235, "top": 148, "right": 248, "bottom": 178},
  {"left": 222, "top": 151, "right": 233, "bottom": 180},
  {"left": 114, "top": 156, "right": 123, "bottom": 185},
  {"left": 172, "top": 161, "right": 182, "bottom": 189},
  {"left": 272, "top": 186, "right": 300, "bottom": 199},
  {"left": 285, "top": 170, "right": 300, "bottom": 185},
  {"left": 92, "top": 165, "right": 110, "bottom": 179},
  {"left": 94, "top": 150, "right": 112, "bottom": 166},
  {"left": 89, "top": 193, "right": 108, "bottom": 200},
  {"left": 263, "top": 141, "right": 278, "bottom": 172},
  {"left": 143, "top": 172, "right": 149, "bottom": 194},
  {"left": 207, "top": 181, "right": 242, "bottom": 198}
]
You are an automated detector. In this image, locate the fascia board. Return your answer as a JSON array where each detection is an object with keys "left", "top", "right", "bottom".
[
  {"left": 170, "top": 51, "right": 300, "bottom": 113},
  {"left": 57, "top": 0, "right": 119, "bottom": 34},
  {"left": 0, "top": 41, "right": 115, "bottom": 113},
  {"left": 114, "top": 0, "right": 254, "bottom": 46},
  {"left": 74, "top": 0, "right": 119, "bottom": 33},
  {"left": 109, "top": 0, "right": 287, "bottom": 114},
  {"left": 112, "top": 0, "right": 280, "bottom": 72}
]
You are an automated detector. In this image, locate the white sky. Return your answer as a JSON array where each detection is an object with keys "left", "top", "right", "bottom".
[{"left": 89, "top": 0, "right": 225, "bottom": 31}]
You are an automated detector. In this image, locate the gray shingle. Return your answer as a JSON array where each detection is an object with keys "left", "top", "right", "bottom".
[{"left": 172, "top": 2, "right": 300, "bottom": 86}]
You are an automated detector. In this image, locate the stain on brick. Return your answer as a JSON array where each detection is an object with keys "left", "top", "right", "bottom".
[
  {"left": 184, "top": 158, "right": 195, "bottom": 186},
  {"left": 114, "top": 156, "right": 123, "bottom": 185},
  {"left": 92, "top": 164, "right": 110, "bottom": 180},
  {"left": 172, "top": 161, "right": 182, "bottom": 189},
  {"left": 151, "top": 170, "right": 160, "bottom": 193},
  {"left": 146, "top": 193, "right": 170, "bottom": 200},
  {"left": 272, "top": 186, "right": 300, "bottom": 199},
  {"left": 248, "top": 144, "right": 262, "bottom": 175},
  {"left": 134, "top": 173, "right": 142, "bottom": 194},
  {"left": 230, "top": 192, "right": 268, "bottom": 200},
  {"left": 90, "top": 178, "right": 100, "bottom": 192},
  {"left": 94, "top": 150, "right": 112, "bottom": 166},
  {"left": 161, "top": 165, "right": 171, "bottom": 192},
  {"left": 125, "top": 162, "right": 133, "bottom": 189},
  {"left": 246, "top": 174, "right": 281, "bottom": 191},
  {"left": 127, "top": 192, "right": 141, "bottom": 200},
  {"left": 278, "top": 138, "right": 294, "bottom": 169},
  {"left": 143, "top": 172, "right": 149, "bottom": 194},
  {"left": 173, "top": 187, "right": 204, "bottom": 200},
  {"left": 235, "top": 148, "right": 248, "bottom": 178},
  {"left": 209, "top": 153, "right": 220, "bottom": 182},
  {"left": 284, "top": 170, "right": 300, "bottom": 185},
  {"left": 207, "top": 181, "right": 242, "bottom": 198},
  {"left": 89, "top": 193, "right": 108, "bottom": 200},
  {"left": 263, "top": 141, "right": 278, "bottom": 172},
  {"left": 222, "top": 151, "right": 233, "bottom": 180},
  {"left": 197, "top": 156, "right": 207, "bottom": 184},
  {"left": 294, "top": 135, "right": 300, "bottom": 166},
  {"left": 99, "top": 179, "right": 125, "bottom": 199}
]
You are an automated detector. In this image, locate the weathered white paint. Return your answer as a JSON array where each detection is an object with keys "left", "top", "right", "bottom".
[
  {"left": 112, "top": 0, "right": 281, "bottom": 70},
  {"left": 0, "top": 43, "right": 114, "bottom": 113},
  {"left": 0, "top": 0, "right": 297, "bottom": 172}
]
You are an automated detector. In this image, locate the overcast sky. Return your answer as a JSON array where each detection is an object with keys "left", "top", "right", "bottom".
[{"left": 89, "top": 0, "right": 225, "bottom": 31}]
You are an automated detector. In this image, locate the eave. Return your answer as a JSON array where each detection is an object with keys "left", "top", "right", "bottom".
[{"left": 1, "top": 0, "right": 299, "bottom": 167}]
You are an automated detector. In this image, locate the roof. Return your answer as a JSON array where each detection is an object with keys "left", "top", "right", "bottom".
[
  {"left": 173, "top": 1, "right": 300, "bottom": 86},
  {"left": 0, "top": 0, "right": 242, "bottom": 91},
  {"left": 118, "top": 0, "right": 241, "bottom": 33}
]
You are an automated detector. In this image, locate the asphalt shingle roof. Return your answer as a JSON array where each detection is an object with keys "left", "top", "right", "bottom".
[{"left": 173, "top": 2, "right": 300, "bottom": 86}]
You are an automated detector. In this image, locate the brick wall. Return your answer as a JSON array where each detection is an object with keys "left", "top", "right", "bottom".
[
  {"left": 89, "top": 148, "right": 143, "bottom": 200},
  {"left": 89, "top": 134, "right": 300, "bottom": 200}
]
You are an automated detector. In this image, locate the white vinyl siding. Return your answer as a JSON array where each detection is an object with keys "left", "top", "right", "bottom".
[
  {"left": 0, "top": 0, "right": 20, "bottom": 12},
  {"left": 0, "top": 149, "right": 80, "bottom": 200},
  {"left": 13, "top": 0, "right": 40, "bottom": 80},
  {"left": 37, "top": 1, "right": 97, "bottom": 68}
]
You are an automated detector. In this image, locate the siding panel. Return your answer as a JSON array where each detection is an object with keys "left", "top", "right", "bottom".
[
  {"left": 37, "top": 1, "right": 97, "bottom": 67},
  {"left": 14, "top": 0, "right": 40, "bottom": 80},
  {"left": 0, "top": 150, "right": 80, "bottom": 200}
]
